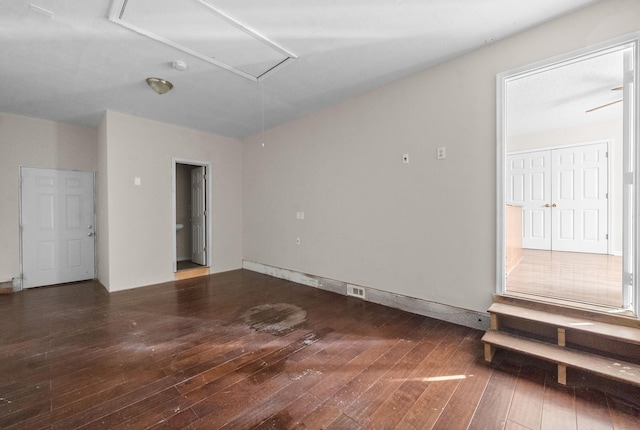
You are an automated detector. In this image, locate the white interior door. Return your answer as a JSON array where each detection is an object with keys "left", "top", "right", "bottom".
[
  {"left": 507, "top": 151, "right": 552, "bottom": 249},
  {"left": 21, "top": 167, "right": 95, "bottom": 288},
  {"left": 191, "top": 166, "right": 207, "bottom": 265},
  {"left": 551, "top": 143, "right": 608, "bottom": 253}
]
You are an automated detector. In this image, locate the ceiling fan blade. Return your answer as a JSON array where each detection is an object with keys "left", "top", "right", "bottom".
[{"left": 586, "top": 99, "right": 623, "bottom": 113}]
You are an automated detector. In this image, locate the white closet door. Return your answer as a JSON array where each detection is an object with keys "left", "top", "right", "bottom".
[
  {"left": 551, "top": 143, "right": 608, "bottom": 254},
  {"left": 507, "top": 151, "right": 552, "bottom": 250},
  {"left": 21, "top": 168, "right": 95, "bottom": 288}
]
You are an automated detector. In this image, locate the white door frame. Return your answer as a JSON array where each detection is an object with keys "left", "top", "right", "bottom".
[
  {"left": 497, "top": 33, "right": 640, "bottom": 315},
  {"left": 172, "top": 158, "right": 212, "bottom": 272},
  {"left": 19, "top": 167, "right": 97, "bottom": 288}
]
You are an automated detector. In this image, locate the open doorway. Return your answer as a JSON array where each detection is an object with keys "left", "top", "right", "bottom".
[
  {"left": 173, "top": 160, "right": 211, "bottom": 273},
  {"left": 497, "top": 36, "right": 638, "bottom": 314}
]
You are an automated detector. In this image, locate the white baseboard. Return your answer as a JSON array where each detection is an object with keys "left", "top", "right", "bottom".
[{"left": 242, "top": 260, "right": 490, "bottom": 331}]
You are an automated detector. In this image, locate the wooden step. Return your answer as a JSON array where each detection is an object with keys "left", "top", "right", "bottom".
[
  {"left": 493, "top": 294, "right": 639, "bottom": 326},
  {"left": 488, "top": 302, "right": 640, "bottom": 345},
  {"left": 482, "top": 330, "right": 640, "bottom": 386}
]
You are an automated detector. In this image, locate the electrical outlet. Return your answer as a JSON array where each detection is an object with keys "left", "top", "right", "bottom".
[
  {"left": 402, "top": 154, "right": 409, "bottom": 164},
  {"left": 437, "top": 147, "right": 446, "bottom": 160}
]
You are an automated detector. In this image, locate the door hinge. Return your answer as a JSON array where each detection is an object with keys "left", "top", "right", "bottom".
[
  {"left": 203, "top": 247, "right": 207, "bottom": 253},
  {"left": 606, "top": 234, "right": 608, "bottom": 240},
  {"left": 624, "top": 70, "right": 635, "bottom": 85},
  {"left": 606, "top": 192, "right": 608, "bottom": 199},
  {"left": 624, "top": 172, "right": 634, "bottom": 185},
  {"left": 623, "top": 272, "right": 633, "bottom": 286},
  {"left": 203, "top": 174, "right": 207, "bottom": 180},
  {"left": 606, "top": 151, "right": 608, "bottom": 158}
]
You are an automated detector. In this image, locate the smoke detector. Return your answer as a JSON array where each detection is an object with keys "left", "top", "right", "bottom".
[{"left": 172, "top": 60, "right": 188, "bottom": 72}]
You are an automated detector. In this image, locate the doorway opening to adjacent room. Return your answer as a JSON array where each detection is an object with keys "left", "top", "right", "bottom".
[
  {"left": 497, "top": 34, "right": 639, "bottom": 315},
  {"left": 172, "top": 159, "right": 211, "bottom": 274}
]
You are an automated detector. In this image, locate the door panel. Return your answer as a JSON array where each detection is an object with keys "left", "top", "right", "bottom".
[
  {"left": 21, "top": 168, "right": 95, "bottom": 288},
  {"left": 551, "top": 143, "right": 608, "bottom": 253},
  {"left": 506, "top": 152, "right": 551, "bottom": 249},
  {"left": 190, "top": 166, "right": 207, "bottom": 266}
]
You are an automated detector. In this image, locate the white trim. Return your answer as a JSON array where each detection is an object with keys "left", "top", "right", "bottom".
[
  {"left": 506, "top": 138, "right": 613, "bottom": 155},
  {"left": 172, "top": 158, "right": 213, "bottom": 273},
  {"left": 243, "top": 260, "right": 490, "bottom": 331}
]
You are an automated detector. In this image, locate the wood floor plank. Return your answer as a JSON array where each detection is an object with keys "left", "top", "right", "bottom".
[
  {"left": 346, "top": 325, "right": 468, "bottom": 424},
  {"left": 194, "top": 310, "right": 414, "bottom": 428},
  {"left": 540, "top": 372, "right": 577, "bottom": 430},
  {"left": 376, "top": 325, "right": 474, "bottom": 429},
  {"left": 340, "top": 321, "right": 457, "bottom": 425},
  {"left": 465, "top": 355, "right": 521, "bottom": 430},
  {"left": 2, "top": 270, "right": 640, "bottom": 429},
  {"left": 505, "top": 363, "right": 546, "bottom": 429},
  {"left": 606, "top": 396, "right": 640, "bottom": 430},
  {"left": 415, "top": 336, "right": 492, "bottom": 430},
  {"left": 575, "top": 387, "right": 613, "bottom": 430},
  {"left": 504, "top": 420, "right": 531, "bottom": 430}
]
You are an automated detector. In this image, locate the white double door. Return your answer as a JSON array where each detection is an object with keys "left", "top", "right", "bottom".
[
  {"left": 21, "top": 167, "right": 95, "bottom": 288},
  {"left": 507, "top": 142, "right": 608, "bottom": 254}
]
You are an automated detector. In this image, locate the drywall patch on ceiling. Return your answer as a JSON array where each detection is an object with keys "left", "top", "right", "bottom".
[{"left": 109, "top": 0, "right": 297, "bottom": 82}]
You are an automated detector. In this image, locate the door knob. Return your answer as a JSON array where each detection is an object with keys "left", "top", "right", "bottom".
[
  {"left": 544, "top": 204, "right": 550, "bottom": 207},
  {"left": 88, "top": 232, "right": 94, "bottom": 236},
  {"left": 552, "top": 203, "right": 557, "bottom": 207}
]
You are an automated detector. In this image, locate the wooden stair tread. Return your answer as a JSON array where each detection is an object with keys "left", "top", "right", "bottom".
[
  {"left": 482, "top": 331, "right": 640, "bottom": 386},
  {"left": 488, "top": 302, "right": 640, "bottom": 345}
]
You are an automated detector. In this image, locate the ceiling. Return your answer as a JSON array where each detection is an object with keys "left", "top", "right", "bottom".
[
  {"left": 507, "top": 48, "right": 624, "bottom": 138},
  {"left": 0, "top": 0, "right": 602, "bottom": 140}
]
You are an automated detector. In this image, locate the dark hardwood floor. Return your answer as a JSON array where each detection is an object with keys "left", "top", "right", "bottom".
[{"left": 1, "top": 269, "right": 639, "bottom": 429}]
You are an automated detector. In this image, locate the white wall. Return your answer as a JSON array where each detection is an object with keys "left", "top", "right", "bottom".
[
  {"left": 243, "top": 0, "right": 640, "bottom": 313},
  {"left": 0, "top": 112, "right": 97, "bottom": 283},
  {"left": 99, "top": 111, "right": 243, "bottom": 291},
  {"left": 509, "top": 120, "right": 624, "bottom": 254},
  {"left": 97, "top": 115, "right": 110, "bottom": 288}
]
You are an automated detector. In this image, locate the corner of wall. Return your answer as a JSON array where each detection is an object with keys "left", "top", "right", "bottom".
[{"left": 96, "top": 112, "right": 110, "bottom": 290}]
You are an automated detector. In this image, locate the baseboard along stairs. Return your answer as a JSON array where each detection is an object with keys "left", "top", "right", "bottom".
[{"left": 482, "top": 295, "right": 640, "bottom": 386}]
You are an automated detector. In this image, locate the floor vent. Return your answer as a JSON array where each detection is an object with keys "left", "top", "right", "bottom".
[{"left": 347, "top": 284, "right": 366, "bottom": 299}]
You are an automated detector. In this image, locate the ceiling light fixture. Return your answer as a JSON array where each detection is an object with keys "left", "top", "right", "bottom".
[{"left": 145, "top": 77, "right": 173, "bottom": 95}]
